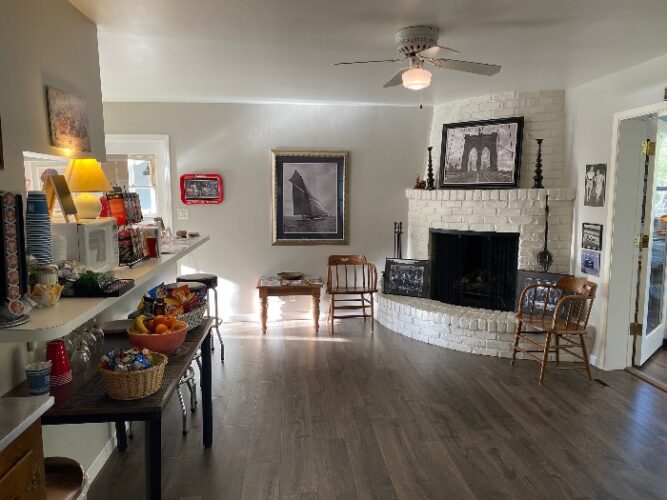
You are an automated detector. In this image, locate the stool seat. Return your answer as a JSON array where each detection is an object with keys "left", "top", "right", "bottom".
[{"left": 177, "top": 273, "right": 218, "bottom": 289}]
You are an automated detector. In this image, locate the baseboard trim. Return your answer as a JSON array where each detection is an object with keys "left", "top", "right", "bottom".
[
  {"left": 86, "top": 425, "right": 119, "bottom": 484},
  {"left": 626, "top": 366, "right": 667, "bottom": 393},
  {"left": 589, "top": 354, "right": 601, "bottom": 369}
]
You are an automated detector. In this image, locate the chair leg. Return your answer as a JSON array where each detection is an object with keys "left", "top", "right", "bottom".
[
  {"left": 128, "top": 421, "right": 133, "bottom": 440},
  {"left": 177, "top": 387, "right": 188, "bottom": 436},
  {"left": 555, "top": 334, "right": 560, "bottom": 365},
  {"left": 361, "top": 293, "right": 367, "bottom": 321},
  {"left": 538, "top": 332, "right": 552, "bottom": 386},
  {"left": 579, "top": 333, "right": 593, "bottom": 381},
  {"left": 370, "top": 293, "right": 375, "bottom": 331},
  {"left": 511, "top": 320, "right": 522, "bottom": 366}
]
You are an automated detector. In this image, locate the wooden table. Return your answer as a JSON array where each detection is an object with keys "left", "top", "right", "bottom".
[
  {"left": 257, "top": 276, "right": 323, "bottom": 334},
  {"left": 4, "top": 319, "right": 214, "bottom": 500}
]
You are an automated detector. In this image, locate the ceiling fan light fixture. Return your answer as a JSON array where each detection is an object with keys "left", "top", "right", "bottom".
[{"left": 402, "top": 67, "right": 431, "bottom": 90}]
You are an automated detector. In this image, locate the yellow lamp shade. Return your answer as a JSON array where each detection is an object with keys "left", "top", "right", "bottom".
[{"left": 64, "top": 158, "right": 112, "bottom": 193}]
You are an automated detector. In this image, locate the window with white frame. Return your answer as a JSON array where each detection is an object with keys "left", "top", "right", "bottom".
[{"left": 127, "top": 157, "right": 158, "bottom": 218}]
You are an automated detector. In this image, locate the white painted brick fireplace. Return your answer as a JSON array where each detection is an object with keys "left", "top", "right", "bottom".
[
  {"left": 376, "top": 187, "right": 575, "bottom": 358},
  {"left": 376, "top": 90, "right": 576, "bottom": 358}
]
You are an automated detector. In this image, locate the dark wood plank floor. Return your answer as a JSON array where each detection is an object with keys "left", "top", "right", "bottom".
[{"left": 89, "top": 320, "right": 667, "bottom": 500}]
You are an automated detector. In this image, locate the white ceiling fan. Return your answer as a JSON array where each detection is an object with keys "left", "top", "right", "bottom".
[{"left": 333, "top": 25, "right": 501, "bottom": 91}]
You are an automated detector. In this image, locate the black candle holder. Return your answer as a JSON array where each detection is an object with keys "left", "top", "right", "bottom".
[
  {"left": 533, "top": 138, "right": 544, "bottom": 189},
  {"left": 426, "top": 146, "right": 435, "bottom": 190}
]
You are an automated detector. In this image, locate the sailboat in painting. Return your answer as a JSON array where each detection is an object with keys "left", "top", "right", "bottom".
[{"left": 289, "top": 170, "right": 328, "bottom": 221}]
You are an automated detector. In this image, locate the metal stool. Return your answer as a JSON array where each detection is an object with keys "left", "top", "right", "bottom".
[{"left": 177, "top": 273, "right": 224, "bottom": 361}]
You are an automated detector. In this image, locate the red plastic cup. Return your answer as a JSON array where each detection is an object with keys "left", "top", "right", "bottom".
[
  {"left": 146, "top": 237, "right": 158, "bottom": 258},
  {"left": 46, "top": 340, "right": 71, "bottom": 377}
]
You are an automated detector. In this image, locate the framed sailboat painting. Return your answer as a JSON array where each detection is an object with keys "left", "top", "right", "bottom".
[{"left": 271, "top": 150, "right": 348, "bottom": 245}]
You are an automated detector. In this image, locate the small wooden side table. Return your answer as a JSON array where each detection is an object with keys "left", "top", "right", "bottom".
[{"left": 257, "top": 276, "right": 323, "bottom": 334}]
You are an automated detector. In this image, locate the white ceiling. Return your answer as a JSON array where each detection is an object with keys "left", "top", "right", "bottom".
[{"left": 71, "top": 0, "right": 667, "bottom": 106}]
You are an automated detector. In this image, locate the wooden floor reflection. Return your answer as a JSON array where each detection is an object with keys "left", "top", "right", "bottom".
[{"left": 89, "top": 320, "right": 667, "bottom": 499}]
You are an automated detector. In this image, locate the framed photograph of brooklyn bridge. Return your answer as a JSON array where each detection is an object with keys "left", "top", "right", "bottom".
[
  {"left": 439, "top": 116, "right": 524, "bottom": 189},
  {"left": 271, "top": 150, "right": 348, "bottom": 245}
]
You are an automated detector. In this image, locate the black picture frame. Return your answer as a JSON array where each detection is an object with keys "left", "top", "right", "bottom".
[
  {"left": 271, "top": 150, "right": 348, "bottom": 245},
  {"left": 581, "top": 223, "right": 603, "bottom": 251},
  {"left": 584, "top": 164, "right": 607, "bottom": 207},
  {"left": 439, "top": 116, "right": 524, "bottom": 189},
  {"left": 383, "top": 258, "right": 431, "bottom": 298},
  {"left": 515, "top": 270, "right": 572, "bottom": 314}
]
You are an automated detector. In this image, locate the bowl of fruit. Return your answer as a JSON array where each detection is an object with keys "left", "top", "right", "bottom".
[{"left": 128, "top": 315, "right": 188, "bottom": 354}]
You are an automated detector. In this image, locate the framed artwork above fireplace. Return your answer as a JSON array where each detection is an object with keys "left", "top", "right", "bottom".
[{"left": 439, "top": 116, "right": 524, "bottom": 189}]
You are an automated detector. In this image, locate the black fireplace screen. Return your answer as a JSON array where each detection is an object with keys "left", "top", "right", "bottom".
[{"left": 430, "top": 229, "right": 520, "bottom": 312}]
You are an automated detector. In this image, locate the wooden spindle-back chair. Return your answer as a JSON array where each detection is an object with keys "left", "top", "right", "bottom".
[
  {"left": 326, "top": 255, "right": 377, "bottom": 334},
  {"left": 511, "top": 276, "right": 597, "bottom": 385}
]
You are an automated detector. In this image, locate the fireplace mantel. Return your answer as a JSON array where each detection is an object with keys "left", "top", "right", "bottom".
[{"left": 406, "top": 187, "right": 575, "bottom": 273}]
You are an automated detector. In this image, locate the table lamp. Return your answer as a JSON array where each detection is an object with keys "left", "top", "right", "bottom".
[{"left": 64, "top": 158, "right": 112, "bottom": 219}]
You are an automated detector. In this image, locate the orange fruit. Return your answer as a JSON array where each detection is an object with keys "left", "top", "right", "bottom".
[
  {"left": 164, "top": 316, "right": 174, "bottom": 328},
  {"left": 154, "top": 316, "right": 168, "bottom": 326},
  {"left": 155, "top": 323, "right": 169, "bottom": 335}
]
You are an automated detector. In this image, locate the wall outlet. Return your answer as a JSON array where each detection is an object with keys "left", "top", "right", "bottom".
[{"left": 177, "top": 208, "right": 190, "bottom": 220}]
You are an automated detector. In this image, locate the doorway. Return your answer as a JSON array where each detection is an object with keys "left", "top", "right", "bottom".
[{"left": 602, "top": 102, "right": 667, "bottom": 373}]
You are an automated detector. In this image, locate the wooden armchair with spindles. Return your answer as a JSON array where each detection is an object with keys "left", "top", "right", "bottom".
[
  {"left": 326, "top": 255, "right": 378, "bottom": 334},
  {"left": 511, "top": 276, "right": 597, "bottom": 385}
]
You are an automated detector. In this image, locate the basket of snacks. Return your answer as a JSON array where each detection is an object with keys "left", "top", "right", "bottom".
[
  {"left": 138, "top": 282, "right": 208, "bottom": 330},
  {"left": 99, "top": 348, "right": 167, "bottom": 400},
  {"left": 129, "top": 315, "right": 188, "bottom": 354}
]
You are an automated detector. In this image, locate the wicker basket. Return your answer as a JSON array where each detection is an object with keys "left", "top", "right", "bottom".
[
  {"left": 177, "top": 304, "right": 207, "bottom": 331},
  {"left": 99, "top": 352, "right": 168, "bottom": 400}
]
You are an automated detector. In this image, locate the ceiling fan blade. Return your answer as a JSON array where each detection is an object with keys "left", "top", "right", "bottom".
[
  {"left": 429, "top": 58, "right": 501, "bottom": 76},
  {"left": 383, "top": 68, "right": 407, "bottom": 88},
  {"left": 417, "top": 46, "right": 460, "bottom": 59},
  {"left": 332, "top": 58, "right": 401, "bottom": 66}
]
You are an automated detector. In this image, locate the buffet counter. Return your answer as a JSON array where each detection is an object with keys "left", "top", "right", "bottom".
[{"left": 0, "top": 236, "right": 209, "bottom": 343}]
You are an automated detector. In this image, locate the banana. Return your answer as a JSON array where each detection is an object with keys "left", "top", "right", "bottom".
[{"left": 133, "top": 315, "right": 149, "bottom": 334}]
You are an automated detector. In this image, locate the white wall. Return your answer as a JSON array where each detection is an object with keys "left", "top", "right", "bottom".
[
  {"left": 567, "top": 53, "right": 667, "bottom": 369},
  {"left": 103, "top": 102, "right": 432, "bottom": 318},
  {"left": 428, "top": 90, "right": 566, "bottom": 188},
  {"left": 0, "top": 0, "right": 106, "bottom": 195},
  {"left": 0, "top": 0, "right": 109, "bottom": 473}
]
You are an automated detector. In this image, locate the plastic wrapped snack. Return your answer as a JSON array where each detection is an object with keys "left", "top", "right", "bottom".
[
  {"left": 29, "top": 283, "right": 64, "bottom": 308},
  {"left": 101, "top": 348, "right": 153, "bottom": 372}
]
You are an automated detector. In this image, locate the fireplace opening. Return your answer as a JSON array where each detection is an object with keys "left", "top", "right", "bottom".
[{"left": 430, "top": 229, "right": 520, "bottom": 312}]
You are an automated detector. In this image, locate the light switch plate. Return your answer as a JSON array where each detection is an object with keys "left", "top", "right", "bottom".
[{"left": 177, "top": 208, "right": 190, "bottom": 220}]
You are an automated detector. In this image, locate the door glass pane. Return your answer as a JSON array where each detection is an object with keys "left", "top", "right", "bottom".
[{"left": 647, "top": 121, "right": 667, "bottom": 331}]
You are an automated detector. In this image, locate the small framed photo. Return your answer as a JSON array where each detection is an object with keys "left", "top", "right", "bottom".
[
  {"left": 581, "top": 223, "right": 603, "bottom": 251},
  {"left": 584, "top": 164, "right": 606, "bottom": 207},
  {"left": 271, "top": 150, "right": 348, "bottom": 245},
  {"left": 581, "top": 249, "right": 601, "bottom": 277},
  {"left": 180, "top": 174, "right": 223, "bottom": 205},
  {"left": 439, "top": 116, "right": 524, "bottom": 189},
  {"left": 383, "top": 258, "right": 431, "bottom": 298},
  {"left": 46, "top": 86, "right": 91, "bottom": 152}
]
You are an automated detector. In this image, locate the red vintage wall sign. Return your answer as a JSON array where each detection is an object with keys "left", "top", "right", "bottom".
[{"left": 180, "top": 174, "right": 223, "bottom": 205}]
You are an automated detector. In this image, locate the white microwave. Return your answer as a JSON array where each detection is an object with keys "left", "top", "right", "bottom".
[{"left": 51, "top": 218, "right": 119, "bottom": 272}]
